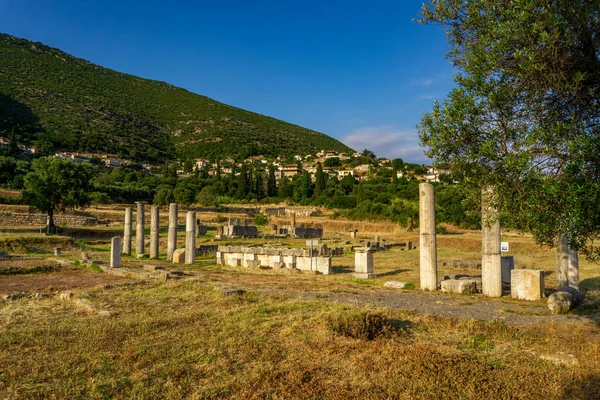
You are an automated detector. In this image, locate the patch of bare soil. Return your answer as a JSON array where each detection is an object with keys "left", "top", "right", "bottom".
[{"left": 0, "top": 269, "right": 128, "bottom": 294}]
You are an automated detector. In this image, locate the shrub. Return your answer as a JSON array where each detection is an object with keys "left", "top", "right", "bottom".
[
  {"left": 253, "top": 214, "right": 269, "bottom": 226},
  {"left": 327, "top": 310, "right": 390, "bottom": 340}
]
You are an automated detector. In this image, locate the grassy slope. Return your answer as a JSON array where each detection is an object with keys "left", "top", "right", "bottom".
[{"left": 0, "top": 33, "right": 352, "bottom": 161}]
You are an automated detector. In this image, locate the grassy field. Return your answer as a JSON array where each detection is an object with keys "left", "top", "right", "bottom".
[{"left": 1, "top": 205, "right": 599, "bottom": 399}]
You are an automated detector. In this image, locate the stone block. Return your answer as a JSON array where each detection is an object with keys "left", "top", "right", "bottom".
[
  {"left": 384, "top": 281, "right": 409, "bottom": 289},
  {"left": 227, "top": 258, "right": 242, "bottom": 267},
  {"left": 172, "top": 248, "right": 186, "bottom": 264},
  {"left": 440, "top": 279, "right": 476, "bottom": 294},
  {"left": 501, "top": 256, "right": 514, "bottom": 285},
  {"left": 511, "top": 269, "right": 544, "bottom": 301}
]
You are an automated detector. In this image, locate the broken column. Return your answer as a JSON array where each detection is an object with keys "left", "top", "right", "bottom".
[
  {"left": 167, "top": 203, "right": 178, "bottom": 261},
  {"left": 150, "top": 205, "right": 159, "bottom": 259},
  {"left": 481, "top": 187, "right": 502, "bottom": 297},
  {"left": 123, "top": 207, "right": 132, "bottom": 255},
  {"left": 556, "top": 234, "right": 569, "bottom": 289},
  {"left": 185, "top": 211, "right": 196, "bottom": 264},
  {"left": 110, "top": 236, "right": 122, "bottom": 268},
  {"left": 419, "top": 182, "right": 437, "bottom": 291},
  {"left": 135, "top": 202, "right": 146, "bottom": 258},
  {"left": 354, "top": 248, "right": 375, "bottom": 279},
  {"left": 568, "top": 244, "right": 579, "bottom": 291}
]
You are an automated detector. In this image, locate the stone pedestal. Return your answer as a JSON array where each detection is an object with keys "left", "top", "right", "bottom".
[
  {"left": 556, "top": 234, "right": 569, "bottom": 289},
  {"left": 511, "top": 269, "right": 544, "bottom": 301},
  {"left": 53, "top": 247, "right": 62, "bottom": 256},
  {"left": 167, "top": 203, "right": 178, "bottom": 261},
  {"left": 481, "top": 188, "right": 502, "bottom": 297},
  {"left": 150, "top": 205, "right": 159, "bottom": 259},
  {"left": 419, "top": 183, "right": 437, "bottom": 290},
  {"left": 350, "top": 230, "right": 358, "bottom": 239},
  {"left": 110, "top": 236, "right": 122, "bottom": 268},
  {"left": 135, "top": 202, "right": 146, "bottom": 256},
  {"left": 123, "top": 207, "right": 132, "bottom": 255},
  {"left": 354, "top": 248, "right": 375, "bottom": 279},
  {"left": 185, "top": 211, "right": 196, "bottom": 264}
]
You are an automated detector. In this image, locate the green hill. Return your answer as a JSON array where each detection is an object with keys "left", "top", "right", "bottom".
[{"left": 0, "top": 33, "right": 353, "bottom": 162}]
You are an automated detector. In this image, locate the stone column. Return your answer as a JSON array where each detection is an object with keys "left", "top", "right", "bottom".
[
  {"left": 135, "top": 202, "right": 146, "bottom": 257},
  {"left": 167, "top": 203, "right": 178, "bottom": 261},
  {"left": 481, "top": 187, "right": 502, "bottom": 297},
  {"left": 110, "top": 236, "right": 121, "bottom": 268},
  {"left": 185, "top": 211, "right": 196, "bottom": 264},
  {"left": 568, "top": 245, "right": 579, "bottom": 291},
  {"left": 150, "top": 205, "right": 159, "bottom": 259},
  {"left": 556, "top": 234, "right": 569, "bottom": 289},
  {"left": 123, "top": 207, "right": 132, "bottom": 255},
  {"left": 292, "top": 213, "right": 296, "bottom": 227},
  {"left": 419, "top": 183, "right": 437, "bottom": 291}
]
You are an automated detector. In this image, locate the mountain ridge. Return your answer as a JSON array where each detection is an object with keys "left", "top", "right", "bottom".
[{"left": 0, "top": 33, "right": 353, "bottom": 162}]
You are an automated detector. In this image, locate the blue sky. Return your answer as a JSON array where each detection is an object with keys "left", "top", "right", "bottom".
[{"left": 0, "top": 0, "right": 455, "bottom": 163}]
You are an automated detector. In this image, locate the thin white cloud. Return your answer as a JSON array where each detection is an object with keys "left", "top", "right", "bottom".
[
  {"left": 412, "top": 78, "right": 435, "bottom": 87},
  {"left": 340, "top": 125, "right": 431, "bottom": 164},
  {"left": 418, "top": 94, "right": 438, "bottom": 100}
]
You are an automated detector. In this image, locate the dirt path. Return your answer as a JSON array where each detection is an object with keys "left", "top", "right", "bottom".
[{"left": 201, "top": 271, "right": 596, "bottom": 326}]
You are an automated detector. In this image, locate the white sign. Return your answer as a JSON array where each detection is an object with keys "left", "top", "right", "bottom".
[
  {"left": 306, "top": 240, "right": 319, "bottom": 246},
  {"left": 501, "top": 242, "right": 509, "bottom": 252}
]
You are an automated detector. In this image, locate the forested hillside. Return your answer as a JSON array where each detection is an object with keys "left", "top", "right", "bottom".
[{"left": 0, "top": 33, "right": 352, "bottom": 161}]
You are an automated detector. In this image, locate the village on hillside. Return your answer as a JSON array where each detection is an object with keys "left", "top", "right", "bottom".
[{"left": 0, "top": 135, "right": 452, "bottom": 184}]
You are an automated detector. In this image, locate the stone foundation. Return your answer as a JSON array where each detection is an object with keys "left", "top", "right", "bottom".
[{"left": 216, "top": 245, "right": 331, "bottom": 274}]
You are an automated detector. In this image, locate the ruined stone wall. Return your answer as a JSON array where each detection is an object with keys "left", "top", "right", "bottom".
[
  {"left": 217, "top": 245, "right": 331, "bottom": 274},
  {"left": 0, "top": 211, "right": 98, "bottom": 227}
]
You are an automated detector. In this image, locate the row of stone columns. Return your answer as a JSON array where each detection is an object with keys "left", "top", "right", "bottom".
[
  {"left": 419, "top": 183, "right": 579, "bottom": 297},
  {"left": 419, "top": 184, "right": 504, "bottom": 296},
  {"left": 120, "top": 203, "right": 196, "bottom": 264}
]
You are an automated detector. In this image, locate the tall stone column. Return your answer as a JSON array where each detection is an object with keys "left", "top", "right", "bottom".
[
  {"left": 167, "top": 203, "right": 178, "bottom": 261},
  {"left": 123, "top": 207, "right": 132, "bottom": 255},
  {"left": 481, "top": 187, "right": 502, "bottom": 297},
  {"left": 185, "top": 211, "right": 196, "bottom": 264},
  {"left": 556, "top": 234, "right": 569, "bottom": 289},
  {"left": 568, "top": 245, "right": 579, "bottom": 291},
  {"left": 419, "top": 183, "right": 437, "bottom": 291},
  {"left": 135, "top": 202, "right": 146, "bottom": 257},
  {"left": 110, "top": 236, "right": 122, "bottom": 268},
  {"left": 150, "top": 205, "right": 159, "bottom": 259}
]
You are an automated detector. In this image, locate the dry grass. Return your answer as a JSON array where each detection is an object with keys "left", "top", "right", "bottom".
[
  {"left": 1, "top": 206, "right": 600, "bottom": 398},
  {"left": 1, "top": 280, "right": 599, "bottom": 399}
]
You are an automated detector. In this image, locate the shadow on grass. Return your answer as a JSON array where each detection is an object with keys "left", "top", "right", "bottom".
[
  {"left": 377, "top": 269, "right": 411, "bottom": 278},
  {"left": 566, "top": 277, "right": 600, "bottom": 325},
  {"left": 332, "top": 265, "right": 353, "bottom": 274}
]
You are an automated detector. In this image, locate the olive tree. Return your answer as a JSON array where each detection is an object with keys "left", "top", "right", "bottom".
[
  {"left": 417, "top": 0, "right": 600, "bottom": 259},
  {"left": 23, "top": 157, "right": 94, "bottom": 233}
]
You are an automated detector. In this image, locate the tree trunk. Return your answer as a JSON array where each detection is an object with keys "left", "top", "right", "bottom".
[{"left": 47, "top": 209, "right": 57, "bottom": 234}]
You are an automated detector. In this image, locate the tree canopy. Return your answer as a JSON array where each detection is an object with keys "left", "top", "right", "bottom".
[
  {"left": 418, "top": 0, "right": 600, "bottom": 258},
  {"left": 23, "top": 157, "right": 94, "bottom": 232}
]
